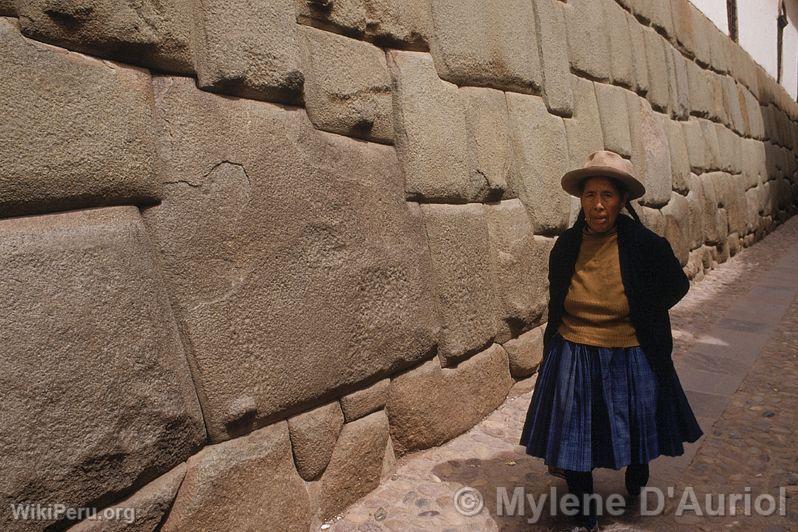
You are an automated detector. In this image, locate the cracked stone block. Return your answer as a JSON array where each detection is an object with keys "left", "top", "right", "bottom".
[
  {"left": 686, "top": 59, "right": 712, "bottom": 118},
  {"left": 682, "top": 118, "right": 709, "bottom": 173},
  {"left": 708, "top": 172, "right": 747, "bottom": 235},
  {"left": 387, "top": 50, "right": 487, "bottom": 201},
  {"left": 419, "top": 203, "right": 499, "bottom": 366},
  {"left": 386, "top": 343, "right": 513, "bottom": 455},
  {"left": 666, "top": 45, "right": 690, "bottom": 119},
  {"left": 603, "top": 0, "right": 634, "bottom": 88},
  {"left": 0, "top": 18, "right": 159, "bottom": 218},
  {"left": 642, "top": 27, "right": 669, "bottom": 112},
  {"left": 295, "top": 0, "right": 366, "bottom": 35},
  {"left": 15, "top": 0, "right": 193, "bottom": 73},
  {"left": 627, "top": 12, "right": 650, "bottom": 95},
  {"left": 299, "top": 26, "right": 393, "bottom": 143},
  {"left": 71, "top": 464, "right": 187, "bottom": 532},
  {"left": 502, "top": 324, "right": 545, "bottom": 378},
  {"left": 192, "top": 0, "right": 304, "bottom": 104},
  {"left": 163, "top": 422, "right": 310, "bottom": 531},
  {"left": 340, "top": 379, "right": 389, "bottom": 422},
  {"left": 532, "top": 0, "right": 573, "bottom": 116},
  {"left": 461, "top": 86, "right": 511, "bottom": 200},
  {"left": 363, "top": 0, "right": 432, "bottom": 48},
  {"left": 660, "top": 115, "right": 691, "bottom": 193},
  {"left": 507, "top": 93, "right": 572, "bottom": 235},
  {"left": 484, "top": 200, "right": 553, "bottom": 343},
  {"left": 428, "top": 0, "right": 542, "bottom": 93},
  {"left": 564, "top": 0, "right": 611, "bottom": 81},
  {"left": 0, "top": 207, "right": 205, "bottom": 530},
  {"left": 144, "top": 76, "right": 440, "bottom": 442},
  {"left": 627, "top": 93, "right": 672, "bottom": 207},
  {"left": 287, "top": 403, "right": 344, "bottom": 481},
  {"left": 595, "top": 83, "right": 633, "bottom": 157},
  {"left": 564, "top": 77, "right": 604, "bottom": 170}
]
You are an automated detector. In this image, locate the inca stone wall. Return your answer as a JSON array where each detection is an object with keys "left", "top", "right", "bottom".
[{"left": 1, "top": 0, "right": 797, "bottom": 529}]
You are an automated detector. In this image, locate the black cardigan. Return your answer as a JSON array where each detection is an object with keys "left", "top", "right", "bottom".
[{"left": 542, "top": 210, "right": 690, "bottom": 383}]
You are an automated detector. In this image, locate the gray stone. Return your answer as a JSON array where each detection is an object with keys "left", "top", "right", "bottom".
[
  {"left": 564, "top": 0, "right": 611, "bottom": 81},
  {"left": 428, "top": 0, "right": 542, "bottom": 93},
  {"left": 419, "top": 203, "right": 498, "bottom": 365},
  {"left": 192, "top": 0, "right": 304, "bottom": 104},
  {"left": 564, "top": 77, "right": 605, "bottom": 170},
  {"left": 163, "top": 422, "right": 310, "bottom": 531},
  {"left": 669, "top": 0, "right": 696, "bottom": 57},
  {"left": 0, "top": 18, "right": 159, "bottom": 218},
  {"left": 633, "top": 204, "right": 666, "bottom": 236},
  {"left": 666, "top": 45, "right": 690, "bottom": 119},
  {"left": 662, "top": 115, "right": 691, "bottom": 193},
  {"left": 627, "top": 12, "right": 650, "bottom": 95},
  {"left": 363, "top": 0, "right": 432, "bottom": 48},
  {"left": 627, "top": 93, "right": 672, "bottom": 207},
  {"left": 144, "top": 76, "right": 440, "bottom": 441},
  {"left": 287, "top": 403, "right": 345, "bottom": 481},
  {"left": 532, "top": 0, "right": 573, "bottom": 116},
  {"left": 690, "top": 5, "right": 712, "bottom": 67},
  {"left": 742, "top": 86, "right": 766, "bottom": 139},
  {"left": 715, "top": 123, "right": 741, "bottom": 174},
  {"left": 642, "top": 27, "right": 669, "bottom": 112},
  {"left": 686, "top": 59, "right": 712, "bottom": 118},
  {"left": 340, "top": 379, "right": 390, "bottom": 422},
  {"left": 295, "top": 0, "right": 366, "bottom": 36},
  {"left": 318, "top": 411, "right": 390, "bottom": 520},
  {"left": 698, "top": 118, "right": 722, "bottom": 170},
  {"left": 484, "top": 200, "right": 553, "bottom": 343},
  {"left": 0, "top": 207, "right": 205, "bottom": 530},
  {"left": 387, "top": 50, "right": 485, "bottom": 201},
  {"left": 698, "top": 172, "right": 727, "bottom": 244},
  {"left": 661, "top": 191, "right": 690, "bottom": 265},
  {"left": 70, "top": 464, "right": 187, "bottom": 532},
  {"left": 722, "top": 76, "right": 745, "bottom": 135},
  {"left": 386, "top": 343, "right": 513, "bottom": 456},
  {"left": 603, "top": 0, "right": 634, "bottom": 88},
  {"left": 741, "top": 138, "right": 767, "bottom": 188},
  {"left": 708, "top": 71, "right": 729, "bottom": 124},
  {"left": 682, "top": 118, "right": 710, "bottom": 172},
  {"left": 595, "top": 83, "right": 633, "bottom": 157},
  {"left": 710, "top": 173, "right": 749, "bottom": 235},
  {"left": 685, "top": 173, "right": 706, "bottom": 250},
  {"left": 461, "top": 86, "right": 511, "bottom": 200},
  {"left": 299, "top": 26, "right": 393, "bottom": 143},
  {"left": 15, "top": 0, "right": 193, "bottom": 73},
  {"left": 507, "top": 93, "right": 573, "bottom": 235},
  {"left": 502, "top": 325, "right": 545, "bottom": 379},
  {"left": 631, "top": 0, "right": 674, "bottom": 38},
  {"left": 707, "top": 23, "right": 730, "bottom": 74},
  {"left": 729, "top": 41, "right": 759, "bottom": 96}
]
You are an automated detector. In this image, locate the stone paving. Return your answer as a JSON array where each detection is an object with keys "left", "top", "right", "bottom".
[{"left": 325, "top": 215, "right": 798, "bottom": 531}]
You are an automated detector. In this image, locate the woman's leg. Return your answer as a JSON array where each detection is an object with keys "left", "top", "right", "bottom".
[
  {"left": 625, "top": 462, "right": 650, "bottom": 498},
  {"left": 564, "top": 469, "right": 597, "bottom": 529}
]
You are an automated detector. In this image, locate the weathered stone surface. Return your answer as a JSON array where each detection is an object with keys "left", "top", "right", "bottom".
[
  {"left": 295, "top": 0, "right": 366, "bottom": 36},
  {"left": 502, "top": 324, "right": 545, "bottom": 378},
  {"left": 603, "top": 0, "right": 634, "bottom": 88},
  {"left": 595, "top": 83, "right": 633, "bottom": 157},
  {"left": 287, "top": 403, "right": 344, "bottom": 481},
  {"left": 627, "top": 12, "right": 650, "bottom": 95},
  {"left": 507, "top": 93, "right": 572, "bottom": 235},
  {"left": 381, "top": 436, "right": 397, "bottom": 480},
  {"left": 642, "top": 27, "right": 669, "bottom": 112},
  {"left": 419, "top": 203, "right": 498, "bottom": 365},
  {"left": 689, "top": 5, "right": 712, "bottom": 67},
  {"left": 708, "top": 71, "right": 729, "bottom": 124},
  {"left": 685, "top": 173, "right": 706, "bottom": 249},
  {"left": 317, "top": 411, "right": 390, "bottom": 520},
  {"left": 698, "top": 172, "right": 728, "bottom": 245},
  {"left": 164, "top": 422, "right": 310, "bottom": 531},
  {"left": 532, "top": 0, "right": 573, "bottom": 116},
  {"left": 742, "top": 86, "right": 766, "bottom": 139},
  {"left": 666, "top": 45, "right": 690, "bottom": 119},
  {"left": 661, "top": 115, "right": 691, "bottom": 193},
  {"left": 682, "top": 118, "right": 710, "bottom": 172},
  {"left": 564, "top": 0, "right": 611, "bottom": 81},
  {"left": 461, "top": 86, "right": 511, "bottom": 200},
  {"left": 484, "top": 200, "right": 553, "bottom": 343},
  {"left": 631, "top": 0, "right": 674, "bottom": 38},
  {"left": 722, "top": 76, "right": 745, "bottom": 134},
  {"left": 387, "top": 50, "right": 485, "bottom": 201},
  {"left": 340, "top": 379, "right": 389, "bottom": 422},
  {"left": 71, "top": 464, "right": 187, "bottom": 532},
  {"left": 0, "top": 1, "right": 15, "bottom": 15},
  {"left": 729, "top": 41, "right": 759, "bottom": 96},
  {"left": 386, "top": 344, "right": 513, "bottom": 455},
  {"left": 740, "top": 139, "right": 767, "bottom": 188},
  {"left": 428, "top": 0, "right": 542, "bottom": 92},
  {"left": 627, "top": 93, "right": 672, "bottom": 207},
  {"left": 363, "top": 0, "right": 432, "bottom": 47},
  {"left": 669, "top": 0, "right": 695, "bottom": 57},
  {"left": 0, "top": 18, "right": 159, "bottom": 218},
  {"left": 633, "top": 204, "right": 665, "bottom": 236},
  {"left": 661, "top": 191, "right": 690, "bottom": 265},
  {"left": 16, "top": 0, "right": 193, "bottom": 73},
  {"left": 686, "top": 59, "right": 712, "bottom": 118},
  {"left": 299, "top": 26, "right": 393, "bottom": 143},
  {"left": 192, "top": 0, "right": 303, "bottom": 104},
  {"left": 698, "top": 118, "right": 722, "bottom": 170},
  {"left": 144, "top": 76, "right": 440, "bottom": 441},
  {"left": 708, "top": 173, "right": 748, "bottom": 235},
  {"left": 564, "top": 77, "right": 605, "bottom": 170},
  {"left": 0, "top": 207, "right": 205, "bottom": 530},
  {"left": 715, "top": 123, "right": 741, "bottom": 174},
  {"left": 707, "top": 23, "right": 730, "bottom": 74}
]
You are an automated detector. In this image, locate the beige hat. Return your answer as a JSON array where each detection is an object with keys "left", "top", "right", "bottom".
[{"left": 561, "top": 150, "right": 646, "bottom": 200}]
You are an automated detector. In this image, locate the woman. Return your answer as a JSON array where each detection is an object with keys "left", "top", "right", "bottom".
[{"left": 519, "top": 150, "right": 703, "bottom": 530}]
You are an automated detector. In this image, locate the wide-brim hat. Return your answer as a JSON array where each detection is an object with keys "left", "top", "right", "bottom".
[{"left": 561, "top": 150, "right": 646, "bottom": 200}]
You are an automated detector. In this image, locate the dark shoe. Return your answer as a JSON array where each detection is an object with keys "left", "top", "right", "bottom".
[{"left": 625, "top": 463, "right": 649, "bottom": 499}]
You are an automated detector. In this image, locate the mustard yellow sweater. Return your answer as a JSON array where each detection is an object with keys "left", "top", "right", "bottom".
[{"left": 557, "top": 224, "right": 640, "bottom": 347}]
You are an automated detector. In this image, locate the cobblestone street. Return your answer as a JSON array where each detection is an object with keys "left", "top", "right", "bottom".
[{"left": 327, "top": 215, "right": 798, "bottom": 532}]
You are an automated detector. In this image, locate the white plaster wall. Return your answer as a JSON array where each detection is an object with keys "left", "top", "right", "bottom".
[
  {"left": 690, "top": 0, "right": 729, "bottom": 34},
  {"left": 737, "top": 0, "right": 779, "bottom": 78},
  {"left": 784, "top": 16, "right": 798, "bottom": 99}
]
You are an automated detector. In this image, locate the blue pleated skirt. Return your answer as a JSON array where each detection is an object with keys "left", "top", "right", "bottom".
[{"left": 520, "top": 333, "right": 703, "bottom": 472}]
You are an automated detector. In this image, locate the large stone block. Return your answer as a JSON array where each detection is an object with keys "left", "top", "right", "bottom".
[
  {"left": 666, "top": 45, "right": 690, "bottom": 119},
  {"left": 362, "top": 0, "right": 432, "bottom": 48},
  {"left": 0, "top": 207, "right": 205, "bottom": 529},
  {"left": 729, "top": 41, "right": 759, "bottom": 96},
  {"left": 484, "top": 200, "right": 553, "bottom": 343},
  {"left": 15, "top": 0, "right": 193, "bottom": 73},
  {"left": 419, "top": 203, "right": 498, "bottom": 365},
  {"left": 192, "top": 0, "right": 303, "bottom": 104},
  {"left": 299, "top": 26, "right": 393, "bottom": 143},
  {"left": 742, "top": 87, "right": 766, "bottom": 139},
  {"left": 287, "top": 403, "right": 344, "bottom": 482},
  {"left": 295, "top": 0, "right": 366, "bottom": 36},
  {"left": 661, "top": 191, "right": 690, "bottom": 265},
  {"left": 603, "top": 0, "right": 634, "bottom": 88},
  {"left": 715, "top": 123, "right": 741, "bottom": 174},
  {"left": 144, "top": 77, "right": 440, "bottom": 441},
  {"left": 722, "top": 76, "right": 745, "bottom": 135},
  {"left": 461, "top": 86, "right": 511, "bottom": 200},
  {"left": 642, "top": 27, "right": 670, "bottom": 112},
  {"left": 627, "top": 93, "right": 672, "bottom": 207},
  {"left": 685, "top": 173, "right": 706, "bottom": 250},
  {"left": 502, "top": 324, "right": 545, "bottom": 379},
  {"left": 661, "top": 115, "right": 691, "bottom": 193},
  {"left": 707, "top": 172, "right": 747, "bottom": 235},
  {"left": 682, "top": 118, "right": 710, "bottom": 172},
  {"left": 698, "top": 172, "right": 727, "bottom": 245},
  {"left": 507, "top": 93, "right": 572, "bottom": 235},
  {"left": 0, "top": 18, "right": 159, "bottom": 218},
  {"left": 689, "top": 6, "right": 712, "bottom": 67},
  {"left": 340, "top": 379, "right": 389, "bottom": 422},
  {"left": 387, "top": 51, "right": 486, "bottom": 201},
  {"left": 707, "top": 23, "right": 730, "bottom": 74},
  {"left": 163, "top": 422, "right": 310, "bottom": 531},
  {"left": 627, "top": 12, "right": 650, "bottom": 95},
  {"left": 698, "top": 118, "right": 722, "bottom": 170},
  {"left": 686, "top": 59, "right": 712, "bottom": 118},
  {"left": 631, "top": 0, "right": 674, "bottom": 39},
  {"left": 595, "top": 83, "right": 633, "bottom": 157},
  {"left": 428, "top": 0, "right": 542, "bottom": 93},
  {"left": 317, "top": 411, "right": 389, "bottom": 520},
  {"left": 708, "top": 71, "right": 729, "bottom": 124},
  {"left": 564, "top": 0, "right": 611, "bottom": 81},
  {"left": 669, "top": 0, "right": 695, "bottom": 57},
  {"left": 386, "top": 343, "right": 513, "bottom": 455},
  {"left": 564, "top": 77, "right": 605, "bottom": 170},
  {"left": 532, "top": 0, "right": 573, "bottom": 116}
]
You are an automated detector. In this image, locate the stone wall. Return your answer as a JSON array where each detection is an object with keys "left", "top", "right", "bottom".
[{"left": 1, "top": 0, "right": 797, "bottom": 529}]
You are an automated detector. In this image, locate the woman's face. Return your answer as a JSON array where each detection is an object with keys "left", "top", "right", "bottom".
[{"left": 580, "top": 176, "right": 627, "bottom": 233}]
